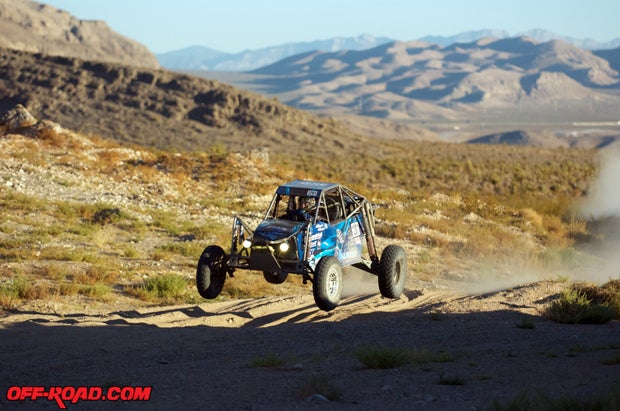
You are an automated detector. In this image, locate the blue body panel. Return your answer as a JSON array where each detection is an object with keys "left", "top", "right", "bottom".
[
  {"left": 254, "top": 219, "right": 305, "bottom": 241},
  {"left": 245, "top": 180, "right": 369, "bottom": 274},
  {"left": 307, "top": 214, "right": 364, "bottom": 270}
]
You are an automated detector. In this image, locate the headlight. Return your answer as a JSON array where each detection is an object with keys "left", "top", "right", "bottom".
[
  {"left": 242, "top": 239, "right": 252, "bottom": 249},
  {"left": 279, "top": 242, "right": 290, "bottom": 252}
]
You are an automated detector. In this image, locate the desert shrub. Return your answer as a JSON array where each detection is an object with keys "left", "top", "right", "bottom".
[
  {"left": 0, "top": 238, "right": 34, "bottom": 262},
  {"left": 515, "top": 317, "right": 536, "bottom": 329},
  {"left": 219, "top": 283, "right": 264, "bottom": 300},
  {"left": 154, "top": 242, "right": 203, "bottom": 259},
  {"left": 0, "top": 192, "right": 45, "bottom": 211},
  {"left": 144, "top": 274, "right": 188, "bottom": 298},
  {"left": 121, "top": 245, "right": 141, "bottom": 258},
  {"left": 0, "top": 277, "right": 55, "bottom": 309},
  {"left": 70, "top": 265, "right": 119, "bottom": 286},
  {"left": 297, "top": 375, "right": 342, "bottom": 401},
  {"left": 544, "top": 281, "right": 620, "bottom": 324},
  {"left": 250, "top": 354, "right": 285, "bottom": 368},
  {"left": 602, "top": 354, "right": 620, "bottom": 366},
  {"left": 438, "top": 374, "right": 466, "bottom": 385},
  {"left": 0, "top": 278, "right": 26, "bottom": 309},
  {"left": 581, "top": 280, "right": 620, "bottom": 314},
  {"left": 58, "top": 282, "right": 80, "bottom": 296},
  {"left": 149, "top": 210, "right": 183, "bottom": 236},
  {"left": 37, "top": 128, "right": 71, "bottom": 148},
  {"left": 78, "top": 284, "right": 112, "bottom": 301},
  {"left": 354, "top": 345, "right": 411, "bottom": 369},
  {"left": 127, "top": 274, "right": 189, "bottom": 303},
  {"left": 209, "top": 142, "right": 229, "bottom": 159},
  {"left": 492, "top": 386, "right": 620, "bottom": 411},
  {"left": 91, "top": 207, "right": 121, "bottom": 225}
]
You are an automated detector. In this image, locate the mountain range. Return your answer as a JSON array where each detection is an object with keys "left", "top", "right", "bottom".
[
  {"left": 157, "top": 29, "right": 620, "bottom": 72},
  {"left": 157, "top": 34, "right": 393, "bottom": 71},
  {"left": 191, "top": 36, "right": 620, "bottom": 124},
  {"left": 1, "top": 1, "right": 619, "bottom": 149}
]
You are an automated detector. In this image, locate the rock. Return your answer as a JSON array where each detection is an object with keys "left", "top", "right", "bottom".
[
  {"left": 0, "top": 105, "right": 66, "bottom": 138},
  {"left": 0, "top": 104, "right": 37, "bottom": 134},
  {"left": 34, "top": 119, "right": 64, "bottom": 135},
  {"left": 306, "top": 394, "right": 328, "bottom": 402},
  {"left": 464, "top": 212, "right": 482, "bottom": 223}
]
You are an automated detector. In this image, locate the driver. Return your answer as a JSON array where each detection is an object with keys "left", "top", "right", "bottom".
[{"left": 286, "top": 196, "right": 314, "bottom": 221}]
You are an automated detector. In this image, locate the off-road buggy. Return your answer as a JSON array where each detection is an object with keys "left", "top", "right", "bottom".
[{"left": 196, "top": 180, "right": 408, "bottom": 311}]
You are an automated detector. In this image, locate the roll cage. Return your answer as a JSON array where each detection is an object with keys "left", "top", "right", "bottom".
[
  {"left": 229, "top": 180, "right": 379, "bottom": 273},
  {"left": 266, "top": 181, "right": 364, "bottom": 224},
  {"left": 196, "top": 179, "right": 409, "bottom": 311}
]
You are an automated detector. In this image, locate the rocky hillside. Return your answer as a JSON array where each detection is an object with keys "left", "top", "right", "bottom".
[
  {"left": 0, "top": 47, "right": 408, "bottom": 155},
  {"left": 0, "top": 0, "right": 159, "bottom": 68}
]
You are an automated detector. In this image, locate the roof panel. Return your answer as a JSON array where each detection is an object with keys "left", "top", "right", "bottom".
[{"left": 276, "top": 180, "right": 339, "bottom": 197}]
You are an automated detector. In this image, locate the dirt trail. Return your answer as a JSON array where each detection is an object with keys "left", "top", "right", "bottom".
[{"left": 1, "top": 278, "right": 619, "bottom": 411}]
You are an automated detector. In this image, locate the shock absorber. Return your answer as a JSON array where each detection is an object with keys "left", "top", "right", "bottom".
[{"left": 361, "top": 200, "right": 379, "bottom": 268}]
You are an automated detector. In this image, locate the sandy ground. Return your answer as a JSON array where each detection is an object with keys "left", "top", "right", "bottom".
[{"left": 1, "top": 270, "right": 619, "bottom": 411}]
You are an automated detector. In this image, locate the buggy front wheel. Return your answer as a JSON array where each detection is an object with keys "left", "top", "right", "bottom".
[
  {"left": 312, "top": 256, "right": 343, "bottom": 311},
  {"left": 196, "top": 245, "right": 227, "bottom": 299}
]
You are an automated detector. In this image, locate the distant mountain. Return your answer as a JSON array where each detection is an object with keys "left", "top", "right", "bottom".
[
  {"left": 419, "top": 29, "right": 510, "bottom": 46},
  {"left": 518, "top": 29, "right": 620, "bottom": 50},
  {"left": 159, "top": 29, "right": 620, "bottom": 72},
  {"left": 199, "top": 36, "right": 620, "bottom": 122},
  {"left": 155, "top": 46, "right": 229, "bottom": 71},
  {"left": 0, "top": 0, "right": 159, "bottom": 68},
  {"left": 157, "top": 34, "right": 394, "bottom": 71},
  {"left": 466, "top": 130, "right": 566, "bottom": 147},
  {"left": 422, "top": 28, "right": 620, "bottom": 50}
]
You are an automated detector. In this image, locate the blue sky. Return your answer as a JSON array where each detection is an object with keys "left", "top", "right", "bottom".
[{"left": 42, "top": 0, "right": 620, "bottom": 53}]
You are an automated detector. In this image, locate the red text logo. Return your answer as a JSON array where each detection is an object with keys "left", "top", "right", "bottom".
[{"left": 6, "top": 385, "right": 152, "bottom": 409}]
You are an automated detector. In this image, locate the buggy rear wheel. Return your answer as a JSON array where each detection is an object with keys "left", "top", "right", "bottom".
[
  {"left": 263, "top": 271, "right": 288, "bottom": 284},
  {"left": 378, "top": 245, "right": 407, "bottom": 298},
  {"left": 312, "top": 256, "right": 343, "bottom": 311},
  {"left": 196, "top": 245, "right": 227, "bottom": 299}
]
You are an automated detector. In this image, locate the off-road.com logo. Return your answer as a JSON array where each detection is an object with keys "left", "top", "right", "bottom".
[{"left": 6, "top": 385, "right": 152, "bottom": 409}]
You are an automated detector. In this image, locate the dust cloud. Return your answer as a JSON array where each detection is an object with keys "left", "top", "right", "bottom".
[
  {"left": 574, "top": 153, "right": 620, "bottom": 283},
  {"left": 579, "top": 153, "right": 620, "bottom": 219},
  {"left": 342, "top": 267, "right": 380, "bottom": 297},
  {"left": 439, "top": 152, "right": 620, "bottom": 295},
  {"left": 341, "top": 155, "right": 620, "bottom": 298}
]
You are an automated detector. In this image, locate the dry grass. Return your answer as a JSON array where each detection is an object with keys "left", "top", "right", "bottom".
[
  {"left": 544, "top": 280, "right": 620, "bottom": 324},
  {"left": 0, "top": 126, "right": 608, "bottom": 311}
]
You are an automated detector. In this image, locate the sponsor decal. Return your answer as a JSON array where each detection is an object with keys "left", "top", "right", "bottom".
[
  {"left": 336, "top": 229, "right": 345, "bottom": 244},
  {"left": 309, "top": 233, "right": 323, "bottom": 241},
  {"left": 5, "top": 385, "right": 152, "bottom": 409}
]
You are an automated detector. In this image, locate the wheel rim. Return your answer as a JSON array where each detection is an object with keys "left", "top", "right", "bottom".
[
  {"left": 393, "top": 260, "right": 401, "bottom": 282},
  {"left": 326, "top": 267, "right": 340, "bottom": 298}
]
